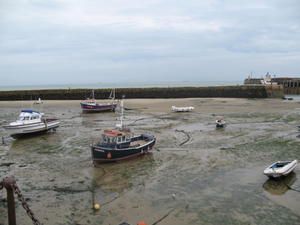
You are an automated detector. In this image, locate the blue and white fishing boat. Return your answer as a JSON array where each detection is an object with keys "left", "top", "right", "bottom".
[
  {"left": 264, "top": 160, "right": 298, "bottom": 178},
  {"left": 3, "top": 109, "right": 60, "bottom": 138},
  {"left": 91, "top": 99, "right": 156, "bottom": 163}
]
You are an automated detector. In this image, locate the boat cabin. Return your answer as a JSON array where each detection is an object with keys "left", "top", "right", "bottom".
[
  {"left": 99, "top": 129, "right": 133, "bottom": 149},
  {"left": 18, "top": 110, "right": 42, "bottom": 121}
]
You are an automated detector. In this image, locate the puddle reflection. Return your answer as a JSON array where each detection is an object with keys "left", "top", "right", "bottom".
[{"left": 263, "top": 172, "right": 297, "bottom": 195}]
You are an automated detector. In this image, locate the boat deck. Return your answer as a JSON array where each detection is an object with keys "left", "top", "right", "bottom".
[{"left": 130, "top": 140, "right": 147, "bottom": 147}]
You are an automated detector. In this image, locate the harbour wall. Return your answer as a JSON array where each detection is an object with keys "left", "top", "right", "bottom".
[{"left": 0, "top": 85, "right": 282, "bottom": 101}]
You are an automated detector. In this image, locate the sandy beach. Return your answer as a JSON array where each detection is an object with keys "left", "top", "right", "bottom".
[{"left": 1, "top": 98, "right": 300, "bottom": 225}]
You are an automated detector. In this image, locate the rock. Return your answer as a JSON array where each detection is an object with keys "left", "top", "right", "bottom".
[
  {"left": 19, "top": 164, "right": 27, "bottom": 167},
  {"left": 0, "top": 162, "right": 14, "bottom": 167}
]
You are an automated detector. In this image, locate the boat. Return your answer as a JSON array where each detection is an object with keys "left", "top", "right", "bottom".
[
  {"left": 282, "top": 96, "right": 293, "bottom": 100},
  {"left": 80, "top": 89, "right": 117, "bottom": 113},
  {"left": 216, "top": 117, "right": 226, "bottom": 128},
  {"left": 263, "top": 160, "right": 298, "bottom": 178},
  {"left": 3, "top": 109, "right": 60, "bottom": 138},
  {"left": 171, "top": 106, "right": 194, "bottom": 112},
  {"left": 33, "top": 97, "right": 43, "bottom": 104},
  {"left": 91, "top": 99, "right": 156, "bottom": 163}
]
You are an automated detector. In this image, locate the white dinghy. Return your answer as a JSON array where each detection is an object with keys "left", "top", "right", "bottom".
[
  {"left": 171, "top": 106, "right": 194, "bottom": 112},
  {"left": 33, "top": 97, "right": 43, "bottom": 104},
  {"left": 216, "top": 117, "right": 226, "bottom": 128},
  {"left": 264, "top": 160, "right": 298, "bottom": 178}
]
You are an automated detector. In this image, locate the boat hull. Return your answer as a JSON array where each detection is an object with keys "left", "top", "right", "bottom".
[
  {"left": 4, "top": 119, "right": 60, "bottom": 138},
  {"left": 216, "top": 123, "right": 225, "bottom": 128},
  {"left": 80, "top": 103, "right": 117, "bottom": 113},
  {"left": 264, "top": 160, "right": 298, "bottom": 178},
  {"left": 91, "top": 136, "right": 156, "bottom": 163}
]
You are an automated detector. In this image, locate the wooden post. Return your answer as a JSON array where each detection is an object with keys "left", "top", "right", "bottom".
[{"left": 3, "top": 176, "right": 17, "bottom": 225}]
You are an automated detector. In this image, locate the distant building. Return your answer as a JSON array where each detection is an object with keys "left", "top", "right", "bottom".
[
  {"left": 244, "top": 73, "right": 278, "bottom": 86},
  {"left": 244, "top": 73, "right": 300, "bottom": 95},
  {"left": 271, "top": 77, "right": 300, "bottom": 95}
]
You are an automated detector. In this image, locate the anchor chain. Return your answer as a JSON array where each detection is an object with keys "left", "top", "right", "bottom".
[{"left": 12, "top": 183, "right": 43, "bottom": 225}]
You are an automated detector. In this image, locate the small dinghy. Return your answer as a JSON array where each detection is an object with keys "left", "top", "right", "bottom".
[
  {"left": 33, "top": 97, "right": 43, "bottom": 104},
  {"left": 216, "top": 117, "right": 226, "bottom": 128},
  {"left": 171, "top": 106, "right": 194, "bottom": 112},
  {"left": 3, "top": 109, "right": 60, "bottom": 138},
  {"left": 264, "top": 160, "right": 298, "bottom": 178}
]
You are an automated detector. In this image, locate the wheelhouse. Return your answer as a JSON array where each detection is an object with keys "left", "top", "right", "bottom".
[
  {"left": 18, "top": 110, "right": 42, "bottom": 121},
  {"left": 101, "top": 129, "right": 132, "bottom": 144}
]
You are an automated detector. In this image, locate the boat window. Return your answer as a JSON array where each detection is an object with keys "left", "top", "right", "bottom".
[
  {"left": 102, "top": 135, "right": 107, "bottom": 143},
  {"left": 122, "top": 136, "right": 126, "bottom": 141},
  {"left": 111, "top": 137, "right": 116, "bottom": 143},
  {"left": 117, "top": 137, "right": 122, "bottom": 143}
]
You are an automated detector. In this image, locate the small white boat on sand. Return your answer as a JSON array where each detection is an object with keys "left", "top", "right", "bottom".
[
  {"left": 216, "top": 117, "right": 226, "bottom": 128},
  {"left": 264, "top": 160, "right": 298, "bottom": 178},
  {"left": 3, "top": 109, "right": 60, "bottom": 138},
  {"left": 172, "top": 106, "right": 194, "bottom": 112},
  {"left": 33, "top": 98, "right": 43, "bottom": 104}
]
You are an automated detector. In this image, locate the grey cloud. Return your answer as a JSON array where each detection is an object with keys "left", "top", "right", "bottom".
[{"left": 0, "top": 0, "right": 299, "bottom": 86}]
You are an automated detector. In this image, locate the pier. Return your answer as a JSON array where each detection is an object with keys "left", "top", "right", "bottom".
[{"left": 0, "top": 85, "right": 280, "bottom": 101}]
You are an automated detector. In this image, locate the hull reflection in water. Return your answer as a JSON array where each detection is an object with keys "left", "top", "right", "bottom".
[{"left": 263, "top": 172, "right": 297, "bottom": 195}]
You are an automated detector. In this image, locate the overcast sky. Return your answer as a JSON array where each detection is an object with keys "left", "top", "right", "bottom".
[{"left": 0, "top": 0, "right": 299, "bottom": 87}]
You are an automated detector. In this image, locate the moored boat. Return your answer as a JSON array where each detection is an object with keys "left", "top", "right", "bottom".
[
  {"left": 171, "top": 106, "right": 194, "bottom": 112},
  {"left": 33, "top": 97, "right": 43, "bottom": 104},
  {"left": 91, "top": 99, "right": 156, "bottom": 163},
  {"left": 264, "top": 160, "right": 298, "bottom": 178},
  {"left": 216, "top": 117, "right": 226, "bottom": 128},
  {"left": 80, "top": 89, "right": 117, "bottom": 113},
  {"left": 3, "top": 109, "right": 60, "bottom": 138}
]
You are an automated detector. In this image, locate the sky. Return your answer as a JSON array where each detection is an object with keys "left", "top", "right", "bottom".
[{"left": 0, "top": 0, "right": 299, "bottom": 87}]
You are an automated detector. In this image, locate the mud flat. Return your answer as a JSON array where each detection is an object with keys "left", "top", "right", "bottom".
[{"left": 0, "top": 98, "right": 300, "bottom": 225}]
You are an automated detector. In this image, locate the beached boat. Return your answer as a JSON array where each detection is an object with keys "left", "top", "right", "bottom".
[
  {"left": 91, "top": 99, "right": 156, "bottom": 163},
  {"left": 172, "top": 106, "right": 194, "bottom": 112},
  {"left": 264, "top": 160, "right": 298, "bottom": 178},
  {"left": 3, "top": 109, "right": 60, "bottom": 138},
  {"left": 33, "top": 97, "right": 43, "bottom": 104},
  {"left": 216, "top": 118, "right": 226, "bottom": 128},
  {"left": 80, "top": 89, "right": 117, "bottom": 112}
]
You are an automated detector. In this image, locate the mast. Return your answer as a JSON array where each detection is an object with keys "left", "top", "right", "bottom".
[
  {"left": 120, "top": 98, "right": 124, "bottom": 129},
  {"left": 116, "top": 96, "right": 124, "bottom": 129},
  {"left": 92, "top": 90, "right": 95, "bottom": 99},
  {"left": 109, "top": 88, "right": 115, "bottom": 100}
]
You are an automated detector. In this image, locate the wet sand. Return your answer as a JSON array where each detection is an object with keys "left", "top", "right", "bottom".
[{"left": 1, "top": 98, "right": 300, "bottom": 225}]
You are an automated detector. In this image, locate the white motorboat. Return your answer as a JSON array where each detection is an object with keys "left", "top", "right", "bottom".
[
  {"left": 3, "top": 109, "right": 60, "bottom": 138},
  {"left": 172, "top": 106, "right": 194, "bottom": 112},
  {"left": 216, "top": 118, "right": 226, "bottom": 128},
  {"left": 264, "top": 160, "right": 298, "bottom": 178},
  {"left": 33, "top": 97, "right": 43, "bottom": 104}
]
